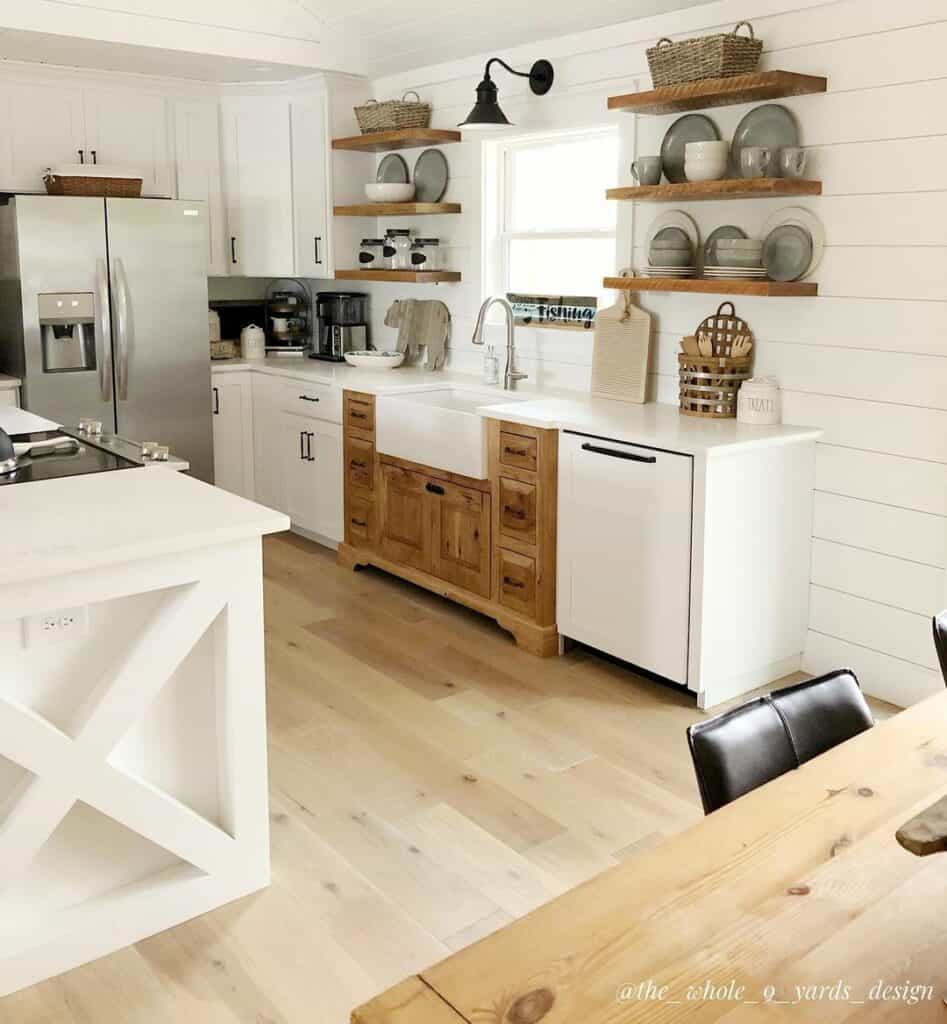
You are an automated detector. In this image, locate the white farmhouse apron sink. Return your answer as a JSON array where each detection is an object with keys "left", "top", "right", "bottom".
[{"left": 375, "top": 388, "right": 526, "bottom": 479}]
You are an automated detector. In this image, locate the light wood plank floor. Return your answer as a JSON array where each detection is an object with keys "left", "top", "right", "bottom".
[{"left": 1, "top": 532, "right": 894, "bottom": 1023}]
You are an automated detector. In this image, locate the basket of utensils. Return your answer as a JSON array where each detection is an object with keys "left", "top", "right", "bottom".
[
  {"left": 646, "top": 21, "right": 762, "bottom": 88},
  {"left": 354, "top": 91, "right": 431, "bottom": 133},
  {"left": 679, "top": 302, "right": 754, "bottom": 418}
]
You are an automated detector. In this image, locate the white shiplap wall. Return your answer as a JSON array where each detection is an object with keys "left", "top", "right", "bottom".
[{"left": 360, "top": 0, "right": 947, "bottom": 706}]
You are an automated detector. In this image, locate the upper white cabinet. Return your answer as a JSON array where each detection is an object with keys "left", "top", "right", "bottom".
[
  {"left": 219, "top": 95, "right": 295, "bottom": 278},
  {"left": 83, "top": 88, "right": 173, "bottom": 197},
  {"left": 290, "top": 98, "right": 330, "bottom": 277},
  {"left": 174, "top": 98, "right": 228, "bottom": 275},
  {"left": 0, "top": 78, "right": 173, "bottom": 196}
]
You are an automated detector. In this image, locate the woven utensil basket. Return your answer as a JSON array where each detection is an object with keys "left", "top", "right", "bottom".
[
  {"left": 679, "top": 354, "right": 753, "bottom": 418},
  {"left": 693, "top": 301, "right": 753, "bottom": 357},
  {"left": 44, "top": 172, "right": 142, "bottom": 198},
  {"left": 647, "top": 21, "right": 762, "bottom": 87},
  {"left": 355, "top": 91, "right": 431, "bottom": 133}
]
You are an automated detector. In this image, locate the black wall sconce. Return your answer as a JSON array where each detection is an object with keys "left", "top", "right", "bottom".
[{"left": 458, "top": 58, "right": 555, "bottom": 130}]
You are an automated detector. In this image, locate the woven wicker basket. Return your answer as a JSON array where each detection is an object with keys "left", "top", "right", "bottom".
[
  {"left": 647, "top": 21, "right": 762, "bottom": 87},
  {"left": 679, "top": 354, "right": 753, "bottom": 418},
  {"left": 354, "top": 91, "right": 431, "bottom": 134},
  {"left": 44, "top": 172, "right": 142, "bottom": 198}
]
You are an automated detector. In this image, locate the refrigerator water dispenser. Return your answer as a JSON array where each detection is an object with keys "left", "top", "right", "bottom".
[{"left": 39, "top": 293, "right": 96, "bottom": 372}]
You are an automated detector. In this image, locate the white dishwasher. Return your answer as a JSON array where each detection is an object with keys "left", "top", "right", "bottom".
[{"left": 557, "top": 431, "right": 694, "bottom": 685}]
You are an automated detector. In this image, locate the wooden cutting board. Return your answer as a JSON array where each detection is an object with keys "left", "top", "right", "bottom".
[{"left": 591, "top": 286, "right": 652, "bottom": 403}]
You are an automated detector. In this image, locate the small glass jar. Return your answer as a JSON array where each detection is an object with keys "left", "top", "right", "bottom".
[
  {"left": 383, "top": 229, "right": 412, "bottom": 270},
  {"left": 410, "top": 237, "right": 442, "bottom": 271},
  {"left": 358, "top": 238, "right": 386, "bottom": 270}
]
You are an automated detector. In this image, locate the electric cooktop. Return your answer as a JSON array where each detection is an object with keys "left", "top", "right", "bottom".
[{"left": 0, "top": 429, "right": 140, "bottom": 486}]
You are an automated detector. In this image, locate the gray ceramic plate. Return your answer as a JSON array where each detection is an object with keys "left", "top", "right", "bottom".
[
  {"left": 703, "top": 225, "right": 747, "bottom": 266},
  {"left": 660, "top": 114, "right": 719, "bottom": 184},
  {"left": 377, "top": 153, "right": 409, "bottom": 184},
  {"left": 731, "top": 104, "right": 799, "bottom": 176},
  {"left": 762, "top": 223, "right": 813, "bottom": 281},
  {"left": 413, "top": 148, "right": 449, "bottom": 203}
]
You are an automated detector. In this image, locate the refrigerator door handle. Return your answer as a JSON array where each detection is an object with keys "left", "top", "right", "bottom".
[
  {"left": 113, "top": 257, "right": 132, "bottom": 401},
  {"left": 95, "top": 258, "right": 113, "bottom": 402}
]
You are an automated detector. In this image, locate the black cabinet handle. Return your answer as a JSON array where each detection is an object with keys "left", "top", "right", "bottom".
[
  {"left": 351, "top": 517, "right": 367, "bottom": 528},
  {"left": 314, "top": 236, "right": 322, "bottom": 265},
  {"left": 350, "top": 459, "right": 367, "bottom": 470},
  {"left": 90, "top": 150, "right": 97, "bottom": 165},
  {"left": 230, "top": 236, "right": 238, "bottom": 264},
  {"left": 503, "top": 576, "right": 525, "bottom": 589},
  {"left": 504, "top": 446, "right": 529, "bottom": 458},
  {"left": 306, "top": 432, "right": 315, "bottom": 461},
  {"left": 581, "top": 442, "right": 656, "bottom": 464},
  {"left": 212, "top": 386, "right": 219, "bottom": 415},
  {"left": 299, "top": 431, "right": 306, "bottom": 460},
  {"left": 425, "top": 482, "right": 445, "bottom": 495},
  {"left": 78, "top": 149, "right": 85, "bottom": 164},
  {"left": 299, "top": 394, "right": 320, "bottom": 402},
  {"left": 503, "top": 505, "right": 526, "bottom": 520}
]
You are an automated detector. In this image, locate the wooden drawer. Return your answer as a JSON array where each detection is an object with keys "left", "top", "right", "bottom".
[
  {"left": 497, "top": 548, "right": 536, "bottom": 618},
  {"left": 499, "top": 476, "right": 537, "bottom": 545},
  {"left": 499, "top": 431, "right": 538, "bottom": 473},
  {"left": 346, "top": 493, "right": 375, "bottom": 547},
  {"left": 345, "top": 436, "right": 375, "bottom": 491},
  {"left": 344, "top": 392, "right": 375, "bottom": 434}
]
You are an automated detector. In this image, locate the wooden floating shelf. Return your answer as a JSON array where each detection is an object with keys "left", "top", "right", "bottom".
[
  {"left": 335, "top": 269, "right": 462, "bottom": 283},
  {"left": 608, "top": 71, "right": 827, "bottom": 116},
  {"left": 607, "top": 178, "right": 821, "bottom": 202},
  {"left": 603, "top": 276, "right": 817, "bottom": 297},
  {"left": 334, "top": 202, "right": 462, "bottom": 217},
  {"left": 332, "top": 128, "right": 462, "bottom": 152}
]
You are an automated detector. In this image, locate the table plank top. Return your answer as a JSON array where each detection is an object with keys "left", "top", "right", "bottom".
[{"left": 353, "top": 692, "right": 947, "bottom": 1023}]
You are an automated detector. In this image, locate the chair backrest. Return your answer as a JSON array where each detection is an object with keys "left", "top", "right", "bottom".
[
  {"left": 934, "top": 612, "right": 947, "bottom": 686},
  {"left": 687, "top": 669, "right": 873, "bottom": 814},
  {"left": 687, "top": 697, "right": 797, "bottom": 814}
]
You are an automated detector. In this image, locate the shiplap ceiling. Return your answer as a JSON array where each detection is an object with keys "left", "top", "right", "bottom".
[{"left": 0, "top": 0, "right": 710, "bottom": 81}]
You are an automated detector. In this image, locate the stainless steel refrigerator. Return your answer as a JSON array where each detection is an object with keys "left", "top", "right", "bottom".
[{"left": 0, "top": 195, "right": 213, "bottom": 482}]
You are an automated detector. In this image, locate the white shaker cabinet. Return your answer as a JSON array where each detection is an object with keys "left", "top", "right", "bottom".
[
  {"left": 219, "top": 96, "right": 295, "bottom": 278},
  {"left": 290, "top": 98, "right": 331, "bottom": 277},
  {"left": 211, "top": 374, "right": 255, "bottom": 500},
  {"left": 0, "top": 81, "right": 86, "bottom": 193},
  {"left": 282, "top": 415, "right": 344, "bottom": 542},
  {"left": 174, "top": 98, "right": 228, "bottom": 275}
]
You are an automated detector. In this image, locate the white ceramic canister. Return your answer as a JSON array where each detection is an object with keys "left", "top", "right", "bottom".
[
  {"left": 737, "top": 376, "right": 782, "bottom": 425},
  {"left": 240, "top": 323, "right": 266, "bottom": 360}
]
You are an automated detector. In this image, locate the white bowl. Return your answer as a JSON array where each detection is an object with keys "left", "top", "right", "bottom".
[
  {"left": 684, "top": 160, "right": 728, "bottom": 182},
  {"left": 364, "top": 182, "right": 416, "bottom": 203},
  {"left": 685, "top": 140, "right": 729, "bottom": 159},
  {"left": 344, "top": 349, "right": 405, "bottom": 369}
]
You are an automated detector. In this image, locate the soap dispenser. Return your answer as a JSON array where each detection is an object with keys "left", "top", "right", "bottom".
[{"left": 482, "top": 344, "right": 499, "bottom": 385}]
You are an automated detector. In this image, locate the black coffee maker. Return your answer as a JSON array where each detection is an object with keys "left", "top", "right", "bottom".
[{"left": 312, "top": 292, "right": 369, "bottom": 361}]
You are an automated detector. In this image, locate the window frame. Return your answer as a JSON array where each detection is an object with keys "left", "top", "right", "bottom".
[{"left": 493, "top": 126, "right": 619, "bottom": 300}]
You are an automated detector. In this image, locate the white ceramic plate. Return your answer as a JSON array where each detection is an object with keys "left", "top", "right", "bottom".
[
  {"left": 645, "top": 210, "right": 700, "bottom": 262},
  {"left": 343, "top": 350, "right": 405, "bottom": 369},
  {"left": 760, "top": 206, "right": 825, "bottom": 280}
]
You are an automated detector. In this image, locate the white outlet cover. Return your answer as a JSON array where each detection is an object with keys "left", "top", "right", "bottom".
[{"left": 22, "top": 606, "right": 89, "bottom": 647}]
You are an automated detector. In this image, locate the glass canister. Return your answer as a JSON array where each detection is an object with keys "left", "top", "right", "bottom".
[
  {"left": 410, "top": 238, "right": 442, "bottom": 271},
  {"left": 383, "top": 229, "right": 412, "bottom": 270},
  {"left": 358, "top": 238, "right": 386, "bottom": 270}
]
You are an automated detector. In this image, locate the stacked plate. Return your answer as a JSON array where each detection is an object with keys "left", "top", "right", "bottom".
[
  {"left": 644, "top": 265, "right": 697, "bottom": 278},
  {"left": 704, "top": 266, "right": 768, "bottom": 279},
  {"left": 647, "top": 223, "right": 696, "bottom": 278},
  {"left": 704, "top": 237, "right": 766, "bottom": 279}
]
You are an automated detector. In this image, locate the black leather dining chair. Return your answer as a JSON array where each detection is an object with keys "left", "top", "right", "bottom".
[
  {"left": 933, "top": 612, "right": 947, "bottom": 686},
  {"left": 687, "top": 669, "right": 874, "bottom": 814}
]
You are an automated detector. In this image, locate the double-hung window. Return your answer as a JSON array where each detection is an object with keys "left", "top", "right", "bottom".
[{"left": 493, "top": 127, "right": 619, "bottom": 304}]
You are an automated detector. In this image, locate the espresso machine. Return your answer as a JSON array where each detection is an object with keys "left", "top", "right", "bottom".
[{"left": 312, "top": 292, "right": 368, "bottom": 361}]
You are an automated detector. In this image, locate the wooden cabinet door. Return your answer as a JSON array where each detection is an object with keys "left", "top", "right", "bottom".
[
  {"left": 84, "top": 88, "right": 173, "bottom": 197},
  {"left": 430, "top": 481, "right": 491, "bottom": 597},
  {"left": 379, "top": 465, "right": 431, "bottom": 573}
]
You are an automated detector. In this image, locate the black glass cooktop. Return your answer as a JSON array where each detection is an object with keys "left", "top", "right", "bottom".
[{"left": 0, "top": 430, "right": 139, "bottom": 486}]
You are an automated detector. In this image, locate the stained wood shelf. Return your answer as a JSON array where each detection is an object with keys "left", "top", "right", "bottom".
[
  {"left": 335, "top": 269, "right": 462, "bottom": 283},
  {"left": 607, "top": 177, "right": 821, "bottom": 202},
  {"left": 608, "top": 71, "right": 827, "bottom": 116},
  {"left": 604, "top": 276, "right": 817, "bottom": 297},
  {"left": 331, "top": 128, "right": 462, "bottom": 152},
  {"left": 334, "top": 202, "right": 462, "bottom": 217}
]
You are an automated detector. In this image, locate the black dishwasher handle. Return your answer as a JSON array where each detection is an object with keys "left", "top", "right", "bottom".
[{"left": 581, "top": 442, "right": 656, "bottom": 464}]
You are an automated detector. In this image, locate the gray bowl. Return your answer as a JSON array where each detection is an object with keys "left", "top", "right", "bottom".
[
  {"left": 650, "top": 248, "right": 692, "bottom": 267},
  {"left": 717, "top": 238, "right": 763, "bottom": 251},
  {"left": 717, "top": 252, "right": 763, "bottom": 268}
]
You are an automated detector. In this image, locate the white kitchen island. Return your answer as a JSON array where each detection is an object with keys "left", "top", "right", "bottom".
[{"left": 0, "top": 464, "right": 288, "bottom": 995}]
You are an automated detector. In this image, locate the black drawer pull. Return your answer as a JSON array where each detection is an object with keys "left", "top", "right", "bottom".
[
  {"left": 425, "top": 482, "right": 445, "bottom": 495},
  {"left": 299, "top": 394, "right": 320, "bottom": 402},
  {"left": 350, "top": 410, "right": 368, "bottom": 420},
  {"left": 504, "top": 446, "right": 530, "bottom": 458},
  {"left": 351, "top": 517, "right": 367, "bottom": 528},
  {"left": 503, "top": 505, "right": 526, "bottom": 520},
  {"left": 503, "top": 576, "right": 525, "bottom": 589},
  {"left": 581, "top": 442, "right": 656, "bottom": 464},
  {"left": 350, "top": 460, "right": 367, "bottom": 470}
]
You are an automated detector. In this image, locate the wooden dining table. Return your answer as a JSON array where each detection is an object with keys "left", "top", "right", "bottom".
[{"left": 352, "top": 691, "right": 947, "bottom": 1023}]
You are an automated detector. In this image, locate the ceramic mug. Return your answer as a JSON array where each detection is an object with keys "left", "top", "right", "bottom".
[
  {"left": 740, "top": 146, "right": 773, "bottom": 179},
  {"left": 778, "top": 146, "right": 807, "bottom": 178},
  {"left": 631, "top": 156, "right": 662, "bottom": 186}
]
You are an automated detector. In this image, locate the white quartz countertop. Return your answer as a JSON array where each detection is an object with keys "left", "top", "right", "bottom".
[
  {"left": 0, "top": 469, "right": 289, "bottom": 585},
  {"left": 212, "top": 359, "right": 820, "bottom": 457}
]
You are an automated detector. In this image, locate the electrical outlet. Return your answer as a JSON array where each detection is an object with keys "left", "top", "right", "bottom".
[{"left": 22, "top": 606, "right": 89, "bottom": 647}]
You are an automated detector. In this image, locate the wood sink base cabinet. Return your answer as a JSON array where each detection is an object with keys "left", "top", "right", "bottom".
[{"left": 337, "top": 391, "right": 559, "bottom": 656}]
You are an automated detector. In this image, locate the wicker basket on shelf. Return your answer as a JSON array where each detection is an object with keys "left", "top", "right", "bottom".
[
  {"left": 646, "top": 21, "right": 762, "bottom": 87},
  {"left": 679, "top": 302, "right": 754, "bottom": 418},
  {"left": 44, "top": 169, "right": 142, "bottom": 198},
  {"left": 354, "top": 91, "right": 431, "bottom": 133}
]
